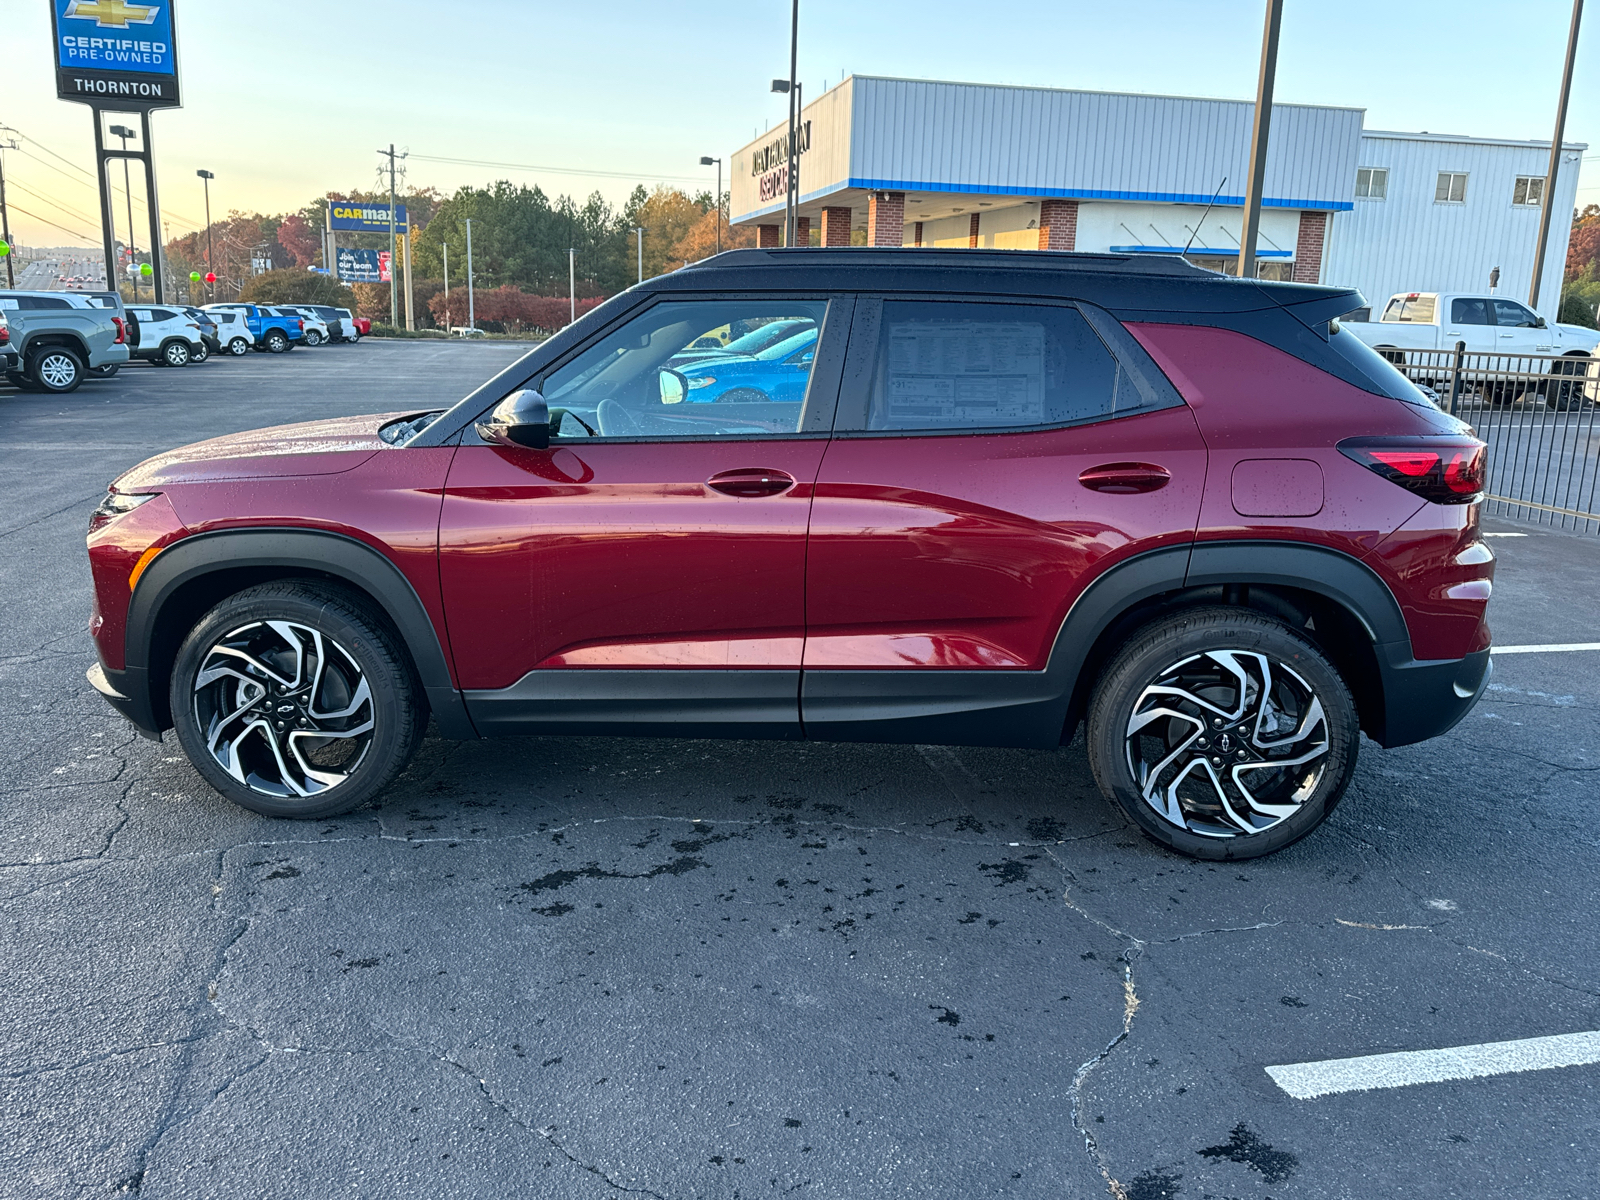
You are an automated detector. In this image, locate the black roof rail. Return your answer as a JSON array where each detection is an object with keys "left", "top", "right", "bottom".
[{"left": 681, "top": 246, "right": 1223, "bottom": 278}]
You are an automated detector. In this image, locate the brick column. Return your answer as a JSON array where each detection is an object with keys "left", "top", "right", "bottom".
[
  {"left": 1038, "top": 199, "right": 1078, "bottom": 251},
  {"left": 795, "top": 215, "right": 811, "bottom": 248},
  {"left": 867, "top": 191, "right": 904, "bottom": 247},
  {"left": 1293, "top": 211, "right": 1328, "bottom": 283},
  {"left": 913, "top": 221, "right": 923, "bottom": 247},
  {"left": 821, "top": 206, "right": 853, "bottom": 246},
  {"left": 968, "top": 213, "right": 981, "bottom": 248},
  {"left": 757, "top": 224, "right": 780, "bottom": 248}
]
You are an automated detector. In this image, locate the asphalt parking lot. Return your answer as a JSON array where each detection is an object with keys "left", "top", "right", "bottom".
[{"left": 2, "top": 341, "right": 1597, "bottom": 1200}]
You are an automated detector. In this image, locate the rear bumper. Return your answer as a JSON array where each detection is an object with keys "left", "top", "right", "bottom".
[{"left": 1372, "top": 645, "right": 1492, "bottom": 748}]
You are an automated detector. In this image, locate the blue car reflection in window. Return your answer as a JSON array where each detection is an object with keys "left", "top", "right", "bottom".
[{"left": 678, "top": 328, "right": 818, "bottom": 403}]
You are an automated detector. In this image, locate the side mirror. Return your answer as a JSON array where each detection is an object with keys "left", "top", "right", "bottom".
[
  {"left": 475, "top": 388, "right": 550, "bottom": 449},
  {"left": 659, "top": 369, "right": 688, "bottom": 405},
  {"left": 1536, "top": 316, "right": 1548, "bottom": 329}
]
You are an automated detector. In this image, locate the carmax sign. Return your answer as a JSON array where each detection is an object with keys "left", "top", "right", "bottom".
[{"left": 329, "top": 202, "right": 409, "bottom": 233}]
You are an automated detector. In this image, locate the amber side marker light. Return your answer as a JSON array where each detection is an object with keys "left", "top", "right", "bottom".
[{"left": 128, "top": 545, "right": 163, "bottom": 591}]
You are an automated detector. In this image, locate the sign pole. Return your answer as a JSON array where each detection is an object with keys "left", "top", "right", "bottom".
[
  {"left": 1529, "top": 0, "right": 1583, "bottom": 312},
  {"left": 92, "top": 118, "right": 118, "bottom": 291},
  {"left": 1238, "top": 0, "right": 1284, "bottom": 281},
  {"left": 140, "top": 110, "right": 165, "bottom": 303},
  {"left": 403, "top": 224, "right": 414, "bottom": 331},
  {"left": 326, "top": 198, "right": 337, "bottom": 282},
  {"left": 465, "top": 218, "right": 475, "bottom": 334}
]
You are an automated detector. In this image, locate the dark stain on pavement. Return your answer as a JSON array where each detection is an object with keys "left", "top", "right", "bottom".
[
  {"left": 518, "top": 856, "right": 707, "bottom": 898},
  {"left": 979, "top": 859, "right": 1031, "bottom": 886},
  {"left": 930, "top": 1005, "right": 961, "bottom": 1026},
  {"left": 1197, "top": 1123, "right": 1298, "bottom": 1184},
  {"left": 1126, "top": 1167, "right": 1182, "bottom": 1199}
]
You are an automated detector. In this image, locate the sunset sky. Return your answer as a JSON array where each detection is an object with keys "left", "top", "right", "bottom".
[{"left": 4, "top": 0, "right": 1596, "bottom": 249}]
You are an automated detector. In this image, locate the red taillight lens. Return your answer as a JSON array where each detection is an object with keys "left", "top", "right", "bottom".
[
  {"left": 0, "top": 326, "right": 8, "bottom": 345},
  {"left": 297, "top": 319, "right": 304, "bottom": 331},
  {"left": 1339, "top": 437, "right": 1486, "bottom": 504},
  {"left": 111, "top": 316, "right": 125, "bottom": 345}
]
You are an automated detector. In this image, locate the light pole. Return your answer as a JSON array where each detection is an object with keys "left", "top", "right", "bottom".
[
  {"left": 378, "top": 144, "right": 407, "bottom": 328},
  {"left": 1238, "top": 0, "right": 1284, "bottom": 281},
  {"left": 699, "top": 156, "right": 722, "bottom": 255},
  {"left": 464, "top": 218, "right": 475, "bottom": 334},
  {"left": 1530, "top": 0, "right": 1584, "bottom": 312},
  {"left": 634, "top": 226, "right": 645, "bottom": 284},
  {"left": 770, "top": 78, "right": 803, "bottom": 245},
  {"left": 568, "top": 247, "right": 576, "bottom": 325},
  {"left": 110, "top": 124, "right": 137, "bottom": 299},
  {"left": 196, "top": 169, "right": 214, "bottom": 300},
  {"left": 443, "top": 242, "right": 449, "bottom": 325},
  {"left": 0, "top": 126, "right": 18, "bottom": 288}
]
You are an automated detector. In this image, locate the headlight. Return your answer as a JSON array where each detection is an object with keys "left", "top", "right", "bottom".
[
  {"left": 88, "top": 491, "right": 157, "bottom": 534},
  {"left": 687, "top": 376, "right": 716, "bottom": 389}
]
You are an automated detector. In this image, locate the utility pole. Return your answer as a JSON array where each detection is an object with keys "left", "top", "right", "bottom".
[
  {"left": 0, "top": 127, "right": 17, "bottom": 288},
  {"left": 464, "top": 217, "right": 475, "bottom": 334},
  {"left": 700, "top": 156, "right": 723, "bottom": 255},
  {"left": 378, "top": 143, "right": 407, "bottom": 328},
  {"left": 1530, "top": 0, "right": 1584, "bottom": 312},
  {"left": 1238, "top": 0, "right": 1284, "bottom": 282},
  {"left": 110, "top": 124, "right": 137, "bottom": 299},
  {"left": 196, "top": 170, "right": 214, "bottom": 300},
  {"left": 443, "top": 242, "right": 449, "bottom": 324},
  {"left": 786, "top": 0, "right": 799, "bottom": 246},
  {"left": 635, "top": 226, "right": 645, "bottom": 284},
  {"left": 568, "top": 247, "right": 576, "bottom": 324}
]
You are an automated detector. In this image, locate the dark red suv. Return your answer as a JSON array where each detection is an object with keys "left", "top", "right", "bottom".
[{"left": 85, "top": 249, "right": 1493, "bottom": 859}]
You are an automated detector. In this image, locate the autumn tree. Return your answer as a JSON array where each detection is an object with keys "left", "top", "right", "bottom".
[{"left": 275, "top": 214, "right": 321, "bottom": 268}]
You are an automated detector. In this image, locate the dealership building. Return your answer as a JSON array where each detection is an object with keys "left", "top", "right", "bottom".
[{"left": 729, "top": 76, "right": 1585, "bottom": 317}]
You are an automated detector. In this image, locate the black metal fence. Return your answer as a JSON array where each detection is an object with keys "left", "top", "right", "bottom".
[{"left": 1378, "top": 344, "right": 1600, "bottom": 534}]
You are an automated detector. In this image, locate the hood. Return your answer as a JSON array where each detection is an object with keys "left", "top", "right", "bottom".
[
  {"left": 115, "top": 412, "right": 406, "bottom": 489},
  {"left": 1555, "top": 322, "right": 1600, "bottom": 344}
]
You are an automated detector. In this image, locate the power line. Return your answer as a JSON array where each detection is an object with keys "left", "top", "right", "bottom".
[
  {"left": 409, "top": 152, "right": 707, "bottom": 185},
  {"left": 6, "top": 178, "right": 101, "bottom": 227},
  {"left": 5, "top": 201, "right": 98, "bottom": 243}
]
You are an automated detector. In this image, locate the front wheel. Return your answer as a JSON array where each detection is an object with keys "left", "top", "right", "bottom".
[
  {"left": 1086, "top": 607, "right": 1358, "bottom": 860},
  {"left": 192, "top": 340, "right": 211, "bottom": 363},
  {"left": 263, "top": 330, "right": 289, "bottom": 354},
  {"left": 168, "top": 582, "right": 425, "bottom": 819},
  {"left": 228, "top": 337, "right": 250, "bottom": 356},
  {"left": 89, "top": 364, "right": 121, "bottom": 379}
]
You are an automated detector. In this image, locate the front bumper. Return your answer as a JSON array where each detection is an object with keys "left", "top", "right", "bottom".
[
  {"left": 1372, "top": 645, "right": 1492, "bottom": 748},
  {"left": 87, "top": 662, "right": 161, "bottom": 741}
]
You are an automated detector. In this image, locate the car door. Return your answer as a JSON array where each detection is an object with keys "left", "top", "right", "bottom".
[
  {"left": 801, "top": 296, "right": 1207, "bottom": 747},
  {"left": 439, "top": 294, "right": 851, "bottom": 738},
  {"left": 1492, "top": 298, "right": 1550, "bottom": 356},
  {"left": 1444, "top": 296, "right": 1494, "bottom": 353}
]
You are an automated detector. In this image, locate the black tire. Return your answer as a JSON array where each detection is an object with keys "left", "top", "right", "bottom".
[
  {"left": 28, "top": 345, "right": 85, "bottom": 393},
  {"left": 1547, "top": 356, "right": 1589, "bottom": 411},
  {"left": 303, "top": 329, "right": 323, "bottom": 347},
  {"left": 161, "top": 339, "right": 191, "bottom": 367},
  {"left": 168, "top": 582, "right": 426, "bottom": 819},
  {"left": 263, "top": 329, "right": 289, "bottom": 354},
  {"left": 89, "top": 364, "right": 121, "bottom": 379},
  {"left": 1086, "top": 606, "right": 1358, "bottom": 861},
  {"left": 5, "top": 370, "right": 40, "bottom": 391},
  {"left": 228, "top": 337, "right": 250, "bottom": 356},
  {"left": 716, "top": 387, "right": 772, "bottom": 403},
  {"left": 192, "top": 340, "right": 211, "bottom": 363}
]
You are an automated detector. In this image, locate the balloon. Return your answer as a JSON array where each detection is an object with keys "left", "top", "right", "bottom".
[
  {"left": 139, "top": 263, "right": 153, "bottom": 276},
  {"left": 190, "top": 270, "right": 201, "bottom": 281},
  {"left": 205, "top": 272, "right": 216, "bottom": 283},
  {"left": 0, "top": 240, "right": 10, "bottom": 257}
]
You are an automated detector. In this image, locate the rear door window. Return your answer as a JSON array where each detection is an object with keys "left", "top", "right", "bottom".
[
  {"left": 1450, "top": 298, "right": 1491, "bottom": 325},
  {"left": 836, "top": 299, "right": 1180, "bottom": 433}
]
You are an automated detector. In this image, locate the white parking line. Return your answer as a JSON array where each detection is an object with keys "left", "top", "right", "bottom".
[
  {"left": 1266, "top": 1030, "right": 1600, "bottom": 1099},
  {"left": 1483, "top": 532, "right": 1527, "bottom": 538},
  {"left": 1491, "top": 643, "right": 1600, "bottom": 655}
]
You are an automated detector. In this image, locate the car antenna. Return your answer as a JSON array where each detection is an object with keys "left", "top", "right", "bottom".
[{"left": 1182, "top": 177, "right": 1228, "bottom": 262}]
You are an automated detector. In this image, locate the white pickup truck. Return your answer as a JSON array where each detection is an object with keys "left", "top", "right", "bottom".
[{"left": 1343, "top": 291, "right": 1598, "bottom": 406}]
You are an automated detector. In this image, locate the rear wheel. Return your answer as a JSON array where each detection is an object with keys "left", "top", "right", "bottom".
[
  {"left": 303, "top": 329, "right": 323, "bottom": 347},
  {"left": 1086, "top": 607, "right": 1358, "bottom": 860},
  {"left": 168, "top": 582, "right": 425, "bottom": 819},
  {"left": 29, "top": 346, "right": 85, "bottom": 393},
  {"left": 263, "top": 329, "right": 289, "bottom": 354},
  {"left": 161, "top": 339, "right": 191, "bottom": 367}
]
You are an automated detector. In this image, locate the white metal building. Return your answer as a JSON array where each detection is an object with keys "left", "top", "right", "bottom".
[{"left": 729, "top": 76, "right": 1585, "bottom": 317}]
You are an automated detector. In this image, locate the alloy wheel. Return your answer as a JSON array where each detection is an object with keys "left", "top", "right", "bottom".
[
  {"left": 36, "top": 351, "right": 79, "bottom": 390},
  {"left": 164, "top": 341, "right": 190, "bottom": 367},
  {"left": 192, "top": 619, "right": 375, "bottom": 798},
  {"left": 1124, "top": 649, "right": 1330, "bottom": 839},
  {"left": 229, "top": 338, "right": 249, "bottom": 355}
]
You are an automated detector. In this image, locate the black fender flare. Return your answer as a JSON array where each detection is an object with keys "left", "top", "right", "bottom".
[{"left": 118, "top": 528, "right": 476, "bottom": 739}]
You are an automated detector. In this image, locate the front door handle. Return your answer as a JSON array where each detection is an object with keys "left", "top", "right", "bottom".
[
  {"left": 1079, "top": 462, "right": 1171, "bottom": 494},
  {"left": 707, "top": 468, "right": 796, "bottom": 498}
]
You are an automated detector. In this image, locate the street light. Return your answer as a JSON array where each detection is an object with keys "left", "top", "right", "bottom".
[
  {"left": 634, "top": 226, "right": 646, "bottom": 284},
  {"left": 196, "top": 169, "right": 215, "bottom": 300},
  {"left": 699, "top": 156, "right": 722, "bottom": 255},
  {"left": 109, "top": 124, "right": 137, "bottom": 299}
]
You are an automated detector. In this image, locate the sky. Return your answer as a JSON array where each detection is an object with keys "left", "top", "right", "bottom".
[{"left": 3, "top": 0, "right": 1597, "bottom": 251}]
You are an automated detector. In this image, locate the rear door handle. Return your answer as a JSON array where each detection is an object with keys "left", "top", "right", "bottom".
[
  {"left": 1079, "top": 462, "right": 1171, "bottom": 494},
  {"left": 707, "top": 468, "right": 796, "bottom": 498}
]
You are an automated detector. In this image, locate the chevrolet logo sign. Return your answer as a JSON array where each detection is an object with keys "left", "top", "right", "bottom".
[{"left": 63, "top": 0, "right": 159, "bottom": 28}]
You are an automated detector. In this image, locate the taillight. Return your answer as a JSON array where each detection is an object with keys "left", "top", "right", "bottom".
[
  {"left": 0, "top": 326, "right": 8, "bottom": 345},
  {"left": 1338, "top": 437, "right": 1486, "bottom": 504},
  {"left": 111, "top": 316, "right": 125, "bottom": 344},
  {"left": 296, "top": 319, "right": 304, "bottom": 331}
]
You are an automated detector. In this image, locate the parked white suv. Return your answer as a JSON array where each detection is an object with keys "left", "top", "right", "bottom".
[
  {"left": 127, "top": 305, "right": 207, "bottom": 368},
  {"left": 211, "top": 308, "right": 255, "bottom": 356},
  {"left": 270, "top": 306, "right": 330, "bottom": 346}
]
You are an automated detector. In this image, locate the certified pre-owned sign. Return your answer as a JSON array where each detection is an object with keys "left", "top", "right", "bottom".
[{"left": 52, "top": 0, "right": 182, "bottom": 108}]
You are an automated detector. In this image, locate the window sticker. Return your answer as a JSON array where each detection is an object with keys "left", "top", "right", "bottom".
[{"left": 883, "top": 321, "right": 1046, "bottom": 426}]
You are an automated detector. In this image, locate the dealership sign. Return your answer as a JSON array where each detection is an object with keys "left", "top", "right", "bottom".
[
  {"left": 336, "top": 247, "right": 390, "bottom": 283},
  {"left": 752, "top": 120, "right": 810, "bottom": 204},
  {"left": 52, "top": 0, "right": 181, "bottom": 108},
  {"left": 329, "top": 201, "right": 409, "bottom": 233}
]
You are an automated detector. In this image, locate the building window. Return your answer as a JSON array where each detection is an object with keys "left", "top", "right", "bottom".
[
  {"left": 1435, "top": 172, "right": 1468, "bottom": 203},
  {"left": 1512, "top": 176, "right": 1545, "bottom": 206},
  {"left": 1355, "top": 167, "right": 1388, "bottom": 200}
]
